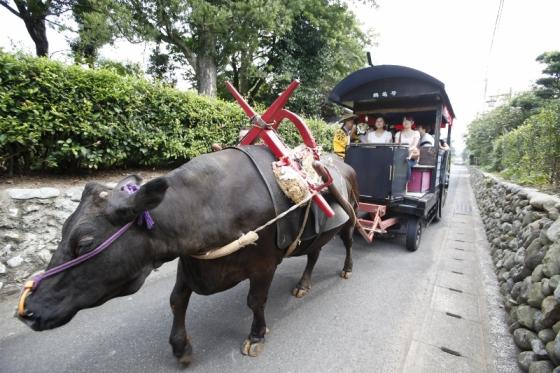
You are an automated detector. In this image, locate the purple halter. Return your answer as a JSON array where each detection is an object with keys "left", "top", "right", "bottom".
[{"left": 27, "top": 183, "right": 155, "bottom": 291}]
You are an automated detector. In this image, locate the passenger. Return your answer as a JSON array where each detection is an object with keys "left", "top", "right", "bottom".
[
  {"left": 365, "top": 116, "right": 393, "bottom": 144},
  {"left": 417, "top": 123, "right": 435, "bottom": 147},
  {"left": 439, "top": 139, "right": 450, "bottom": 151},
  {"left": 333, "top": 113, "right": 357, "bottom": 158},
  {"left": 395, "top": 115, "right": 420, "bottom": 181},
  {"left": 356, "top": 121, "right": 369, "bottom": 143}
]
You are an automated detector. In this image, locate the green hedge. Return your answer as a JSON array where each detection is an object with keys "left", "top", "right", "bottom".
[
  {"left": 496, "top": 101, "right": 560, "bottom": 185},
  {"left": 0, "top": 51, "right": 334, "bottom": 174}
]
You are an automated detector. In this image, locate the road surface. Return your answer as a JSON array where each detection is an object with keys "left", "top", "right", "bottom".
[{"left": 0, "top": 166, "right": 518, "bottom": 373}]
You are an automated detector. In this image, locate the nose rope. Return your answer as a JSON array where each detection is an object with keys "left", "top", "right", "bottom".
[{"left": 17, "top": 183, "right": 154, "bottom": 317}]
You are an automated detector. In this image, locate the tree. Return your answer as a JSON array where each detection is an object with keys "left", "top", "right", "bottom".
[
  {"left": 146, "top": 43, "right": 179, "bottom": 86},
  {"left": 466, "top": 93, "right": 536, "bottom": 169},
  {"left": 219, "top": 0, "right": 371, "bottom": 116},
  {"left": 0, "top": 0, "right": 72, "bottom": 56},
  {"left": 535, "top": 51, "right": 560, "bottom": 100},
  {"left": 108, "top": 0, "right": 292, "bottom": 97},
  {"left": 109, "top": 0, "right": 373, "bottom": 98},
  {"left": 70, "top": 0, "right": 115, "bottom": 66}
]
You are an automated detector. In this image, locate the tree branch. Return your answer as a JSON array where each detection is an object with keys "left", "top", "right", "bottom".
[{"left": 0, "top": 0, "right": 21, "bottom": 18}]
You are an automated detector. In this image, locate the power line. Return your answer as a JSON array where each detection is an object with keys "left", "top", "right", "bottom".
[
  {"left": 483, "top": 0, "right": 505, "bottom": 101},
  {"left": 489, "top": 0, "right": 505, "bottom": 57}
]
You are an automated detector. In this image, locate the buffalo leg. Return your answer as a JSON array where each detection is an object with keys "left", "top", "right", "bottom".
[
  {"left": 241, "top": 270, "right": 275, "bottom": 357},
  {"left": 339, "top": 221, "right": 354, "bottom": 279},
  {"left": 169, "top": 261, "right": 193, "bottom": 366},
  {"left": 292, "top": 248, "right": 321, "bottom": 298}
]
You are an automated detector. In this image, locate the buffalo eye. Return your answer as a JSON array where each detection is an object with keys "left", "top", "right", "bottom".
[{"left": 76, "top": 236, "right": 95, "bottom": 256}]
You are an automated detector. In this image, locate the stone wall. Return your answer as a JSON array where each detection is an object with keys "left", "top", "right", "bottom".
[
  {"left": 0, "top": 186, "right": 89, "bottom": 297},
  {"left": 471, "top": 168, "right": 560, "bottom": 373}
]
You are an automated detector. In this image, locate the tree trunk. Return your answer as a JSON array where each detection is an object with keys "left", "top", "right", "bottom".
[
  {"left": 26, "top": 17, "right": 49, "bottom": 57},
  {"left": 196, "top": 54, "right": 217, "bottom": 97},
  {"left": 11, "top": 1, "right": 49, "bottom": 57}
]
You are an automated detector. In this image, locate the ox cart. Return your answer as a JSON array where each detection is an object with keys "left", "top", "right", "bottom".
[{"left": 329, "top": 64, "right": 455, "bottom": 251}]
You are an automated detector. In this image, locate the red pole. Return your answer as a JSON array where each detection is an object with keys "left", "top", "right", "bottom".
[
  {"left": 262, "top": 80, "right": 300, "bottom": 123},
  {"left": 225, "top": 81, "right": 258, "bottom": 118}
]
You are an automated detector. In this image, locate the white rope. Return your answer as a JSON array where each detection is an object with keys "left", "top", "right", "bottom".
[
  {"left": 191, "top": 193, "right": 316, "bottom": 260},
  {"left": 254, "top": 192, "right": 316, "bottom": 233}
]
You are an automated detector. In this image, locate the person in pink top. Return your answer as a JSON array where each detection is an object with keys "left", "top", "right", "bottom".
[{"left": 395, "top": 115, "right": 420, "bottom": 182}]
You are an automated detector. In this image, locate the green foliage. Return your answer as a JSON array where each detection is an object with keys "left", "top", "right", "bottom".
[
  {"left": 466, "top": 95, "right": 560, "bottom": 186},
  {"left": 535, "top": 51, "right": 560, "bottom": 100},
  {"left": 95, "top": 59, "right": 143, "bottom": 77},
  {"left": 109, "top": 0, "right": 371, "bottom": 98},
  {"left": 219, "top": 0, "right": 370, "bottom": 117},
  {"left": 497, "top": 101, "right": 560, "bottom": 185},
  {"left": 466, "top": 51, "right": 560, "bottom": 186},
  {"left": 0, "top": 51, "right": 335, "bottom": 174},
  {"left": 70, "top": 0, "right": 116, "bottom": 66},
  {"left": 466, "top": 95, "right": 534, "bottom": 167},
  {"left": 277, "top": 118, "right": 336, "bottom": 153}
]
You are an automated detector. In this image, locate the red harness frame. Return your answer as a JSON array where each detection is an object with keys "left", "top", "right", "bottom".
[{"left": 225, "top": 80, "right": 334, "bottom": 218}]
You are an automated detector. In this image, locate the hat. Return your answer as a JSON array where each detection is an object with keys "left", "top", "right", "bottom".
[{"left": 338, "top": 113, "right": 357, "bottom": 123}]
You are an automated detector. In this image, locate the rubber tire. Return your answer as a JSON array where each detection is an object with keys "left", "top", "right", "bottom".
[
  {"left": 406, "top": 217, "right": 422, "bottom": 252},
  {"left": 433, "top": 200, "right": 442, "bottom": 223},
  {"left": 441, "top": 187, "right": 448, "bottom": 207}
]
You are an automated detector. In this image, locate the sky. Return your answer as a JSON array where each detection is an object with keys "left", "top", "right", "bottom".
[
  {"left": 1, "top": 0, "right": 559, "bottom": 151},
  {"left": 355, "top": 0, "right": 560, "bottom": 149}
]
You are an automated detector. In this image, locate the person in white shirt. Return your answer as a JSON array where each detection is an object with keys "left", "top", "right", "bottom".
[
  {"left": 395, "top": 115, "right": 421, "bottom": 182},
  {"left": 417, "top": 123, "right": 435, "bottom": 147},
  {"left": 364, "top": 116, "right": 393, "bottom": 144}
]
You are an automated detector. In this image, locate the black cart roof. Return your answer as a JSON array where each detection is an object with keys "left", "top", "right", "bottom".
[{"left": 329, "top": 65, "right": 455, "bottom": 121}]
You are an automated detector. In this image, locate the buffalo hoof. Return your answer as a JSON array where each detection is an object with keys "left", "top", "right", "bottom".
[
  {"left": 340, "top": 270, "right": 352, "bottom": 279},
  {"left": 177, "top": 352, "right": 192, "bottom": 367},
  {"left": 241, "top": 338, "right": 265, "bottom": 357},
  {"left": 291, "top": 286, "right": 309, "bottom": 298}
]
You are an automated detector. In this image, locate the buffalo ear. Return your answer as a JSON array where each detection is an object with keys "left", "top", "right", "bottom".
[
  {"left": 115, "top": 174, "right": 143, "bottom": 191},
  {"left": 132, "top": 177, "right": 169, "bottom": 212}
]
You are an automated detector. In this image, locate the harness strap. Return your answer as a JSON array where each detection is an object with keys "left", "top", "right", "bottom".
[
  {"left": 192, "top": 192, "right": 316, "bottom": 260},
  {"left": 284, "top": 199, "right": 313, "bottom": 257}
]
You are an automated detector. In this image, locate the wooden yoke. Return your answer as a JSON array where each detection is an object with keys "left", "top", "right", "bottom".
[{"left": 225, "top": 81, "right": 334, "bottom": 218}]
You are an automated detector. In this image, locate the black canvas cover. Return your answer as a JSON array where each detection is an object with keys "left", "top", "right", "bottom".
[{"left": 329, "top": 65, "right": 455, "bottom": 118}]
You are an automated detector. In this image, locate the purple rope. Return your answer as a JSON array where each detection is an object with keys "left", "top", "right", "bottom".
[
  {"left": 30, "top": 183, "right": 155, "bottom": 291},
  {"left": 124, "top": 184, "right": 155, "bottom": 229}
]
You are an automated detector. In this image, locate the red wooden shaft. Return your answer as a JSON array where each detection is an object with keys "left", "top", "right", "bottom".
[
  {"left": 275, "top": 109, "right": 318, "bottom": 153},
  {"left": 225, "top": 81, "right": 257, "bottom": 118},
  {"left": 262, "top": 80, "right": 300, "bottom": 123},
  {"left": 225, "top": 80, "right": 334, "bottom": 218}
]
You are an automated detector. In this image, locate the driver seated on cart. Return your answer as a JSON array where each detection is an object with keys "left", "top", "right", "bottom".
[{"left": 333, "top": 113, "right": 358, "bottom": 158}]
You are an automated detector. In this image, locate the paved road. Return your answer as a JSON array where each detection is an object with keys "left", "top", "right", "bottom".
[{"left": 0, "top": 166, "right": 518, "bottom": 373}]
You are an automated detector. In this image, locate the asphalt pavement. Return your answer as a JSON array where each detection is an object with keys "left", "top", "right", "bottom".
[{"left": 0, "top": 166, "right": 518, "bottom": 373}]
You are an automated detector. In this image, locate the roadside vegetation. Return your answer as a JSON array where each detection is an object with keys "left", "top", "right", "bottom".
[
  {"left": 0, "top": 51, "right": 335, "bottom": 174},
  {"left": 0, "top": 1, "right": 377, "bottom": 175},
  {"left": 466, "top": 51, "right": 560, "bottom": 187}
]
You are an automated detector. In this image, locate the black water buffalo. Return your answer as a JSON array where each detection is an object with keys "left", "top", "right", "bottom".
[{"left": 18, "top": 146, "right": 358, "bottom": 366}]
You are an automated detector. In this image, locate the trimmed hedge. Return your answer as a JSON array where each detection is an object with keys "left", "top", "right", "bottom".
[
  {"left": 497, "top": 101, "right": 560, "bottom": 185},
  {"left": 0, "top": 51, "right": 335, "bottom": 173}
]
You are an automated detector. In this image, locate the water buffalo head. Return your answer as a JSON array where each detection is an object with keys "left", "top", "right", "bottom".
[{"left": 18, "top": 175, "right": 169, "bottom": 331}]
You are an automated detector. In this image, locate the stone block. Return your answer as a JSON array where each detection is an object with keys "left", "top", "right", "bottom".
[{"left": 7, "top": 188, "right": 60, "bottom": 200}]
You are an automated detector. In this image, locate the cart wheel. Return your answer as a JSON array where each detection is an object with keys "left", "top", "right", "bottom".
[
  {"left": 406, "top": 217, "right": 422, "bottom": 252},
  {"left": 433, "top": 200, "right": 442, "bottom": 222},
  {"left": 441, "top": 187, "right": 448, "bottom": 207}
]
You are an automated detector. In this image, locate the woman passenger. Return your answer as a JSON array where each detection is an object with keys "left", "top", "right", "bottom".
[
  {"left": 365, "top": 116, "right": 393, "bottom": 144},
  {"left": 395, "top": 115, "right": 420, "bottom": 182}
]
